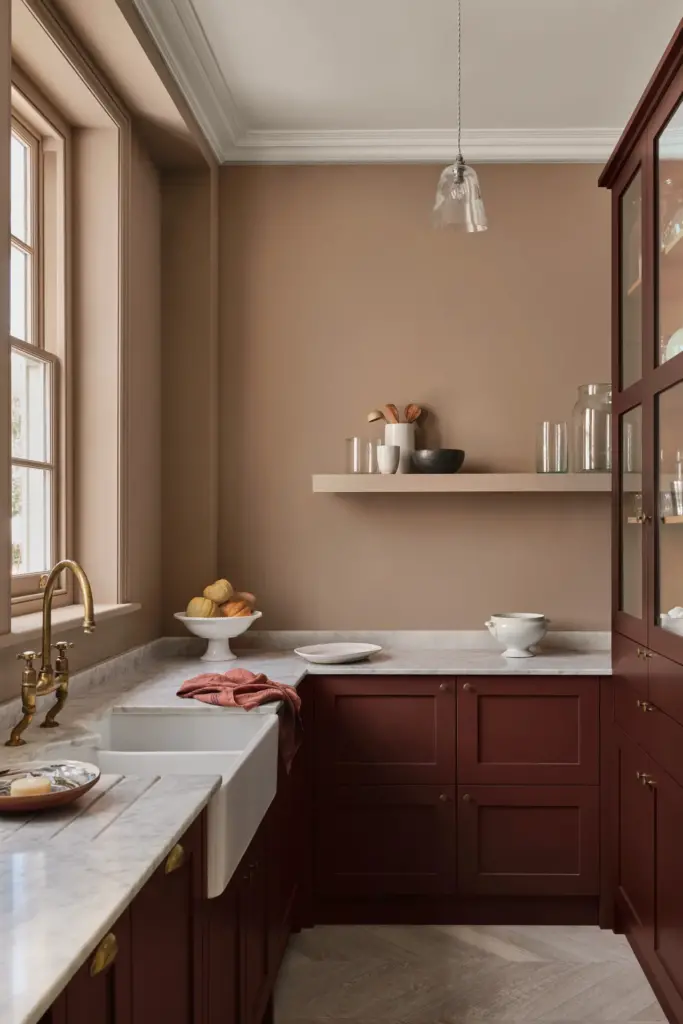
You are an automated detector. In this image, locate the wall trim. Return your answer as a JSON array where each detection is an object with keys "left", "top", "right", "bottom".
[
  {"left": 132, "top": 0, "right": 241, "bottom": 160},
  {"left": 127, "top": 0, "right": 637, "bottom": 165},
  {"left": 221, "top": 127, "right": 622, "bottom": 165}
]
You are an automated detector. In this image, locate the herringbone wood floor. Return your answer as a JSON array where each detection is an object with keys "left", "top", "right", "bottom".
[{"left": 275, "top": 925, "right": 665, "bottom": 1024}]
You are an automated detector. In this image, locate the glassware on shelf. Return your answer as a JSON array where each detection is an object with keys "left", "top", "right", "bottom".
[
  {"left": 536, "top": 421, "right": 568, "bottom": 473},
  {"left": 572, "top": 384, "right": 612, "bottom": 472},
  {"left": 345, "top": 437, "right": 362, "bottom": 474},
  {"left": 364, "top": 439, "right": 380, "bottom": 474}
]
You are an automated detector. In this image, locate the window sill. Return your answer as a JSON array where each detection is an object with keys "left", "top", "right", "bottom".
[{"left": 1, "top": 602, "right": 141, "bottom": 648}]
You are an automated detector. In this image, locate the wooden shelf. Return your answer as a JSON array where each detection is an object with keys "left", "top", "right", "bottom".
[
  {"left": 312, "top": 473, "right": 613, "bottom": 494},
  {"left": 662, "top": 515, "right": 683, "bottom": 524}
]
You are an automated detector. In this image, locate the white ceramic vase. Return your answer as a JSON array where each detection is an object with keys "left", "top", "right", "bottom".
[{"left": 384, "top": 422, "right": 415, "bottom": 474}]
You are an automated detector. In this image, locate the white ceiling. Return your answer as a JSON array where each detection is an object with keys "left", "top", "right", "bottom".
[{"left": 132, "top": 0, "right": 682, "bottom": 163}]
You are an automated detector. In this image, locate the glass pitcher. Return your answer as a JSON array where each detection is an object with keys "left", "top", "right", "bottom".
[{"left": 572, "top": 384, "right": 612, "bottom": 472}]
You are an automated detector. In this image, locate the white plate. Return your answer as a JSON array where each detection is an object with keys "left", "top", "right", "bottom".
[{"left": 294, "top": 642, "right": 382, "bottom": 665}]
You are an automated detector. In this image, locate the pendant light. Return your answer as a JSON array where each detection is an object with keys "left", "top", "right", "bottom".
[{"left": 433, "top": 0, "right": 487, "bottom": 232}]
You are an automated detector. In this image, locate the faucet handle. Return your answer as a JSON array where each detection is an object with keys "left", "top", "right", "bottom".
[
  {"left": 52, "top": 641, "right": 74, "bottom": 652},
  {"left": 17, "top": 651, "right": 38, "bottom": 667}
]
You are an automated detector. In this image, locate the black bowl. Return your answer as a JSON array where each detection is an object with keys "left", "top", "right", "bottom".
[{"left": 411, "top": 449, "right": 465, "bottom": 474}]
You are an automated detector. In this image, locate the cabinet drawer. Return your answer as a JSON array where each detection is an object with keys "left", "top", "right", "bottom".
[
  {"left": 458, "top": 785, "right": 599, "bottom": 896},
  {"left": 314, "top": 676, "right": 456, "bottom": 785},
  {"left": 457, "top": 677, "right": 599, "bottom": 784},
  {"left": 315, "top": 785, "right": 456, "bottom": 897}
]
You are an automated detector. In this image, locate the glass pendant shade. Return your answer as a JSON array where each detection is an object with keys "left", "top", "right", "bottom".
[{"left": 433, "top": 158, "right": 487, "bottom": 232}]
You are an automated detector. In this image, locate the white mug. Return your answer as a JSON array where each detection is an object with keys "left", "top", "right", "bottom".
[{"left": 377, "top": 444, "right": 400, "bottom": 474}]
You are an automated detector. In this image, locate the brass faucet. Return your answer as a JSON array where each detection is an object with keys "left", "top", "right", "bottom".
[{"left": 6, "top": 560, "right": 96, "bottom": 747}]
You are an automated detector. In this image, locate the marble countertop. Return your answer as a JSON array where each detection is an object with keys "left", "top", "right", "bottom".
[
  {"left": 0, "top": 632, "right": 610, "bottom": 1023},
  {"left": 0, "top": 772, "right": 219, "bottom": 1024}
]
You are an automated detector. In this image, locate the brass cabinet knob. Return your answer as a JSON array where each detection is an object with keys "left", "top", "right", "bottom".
[
  {"left": 90, "top": 933, "right": 118, "bottom": 977},
  {"left": 439, "top": 792, "right": 449, "bottom": 802},
  {"left": 439, "top": 682, "right": 450, "bottom": 692},
  {"left": 645, "top": 651, "right": 655, "bottom": 659},
  {"left": 462, "top": 793, "right": 472, "bottom": 802},
  {"left": 462, "top": 682, "right": 474, "bottom": 692},
  {"left": 636, "top": 700, "right": 656, "bottom": 712},
  {"left": 164, "top": 843, "right": 185, "bottom": 875}
]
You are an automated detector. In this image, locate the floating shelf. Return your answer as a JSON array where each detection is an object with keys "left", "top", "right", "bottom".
[
  {"left": 662, "top": 515, "right": 683, "bottom": 524},
  {"left": 312, "top": 473, "right": 615, "bottom": 494}
]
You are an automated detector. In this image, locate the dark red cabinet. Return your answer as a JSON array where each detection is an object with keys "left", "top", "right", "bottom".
[
  {"left": 458, "top": 784, "right": 599, "bottom": 896},
  {"left": 458, "top": 677, "right": 599, "bottom": 785},
  {"left": 316, "top": 784, "right": 457, "bottom": 897},
  {"left": 238, "top": 824, "right": 271, "bottom": 1024},
  {"left": 613, "top": 633, "right": 651, "bottom": 749},
  {"left": 48, "top": 818, "right": 203, "bottom": 1024},
  {"left": 203, "top": 874, "right": 240, "bottom": 1024},
  {"left": 654, "top": 765, "right": 683, "bottom": 1004},
  {"left": 129, "top": 818, "right": 204, "bottom": 1024},
  {"left": 48, "top": 912, "right": 133, "bottom": 1024},
  {"left": 315, "top": 675, "right": 456, "bottom": 785},
  {"left": 614, "top": 726, "right": 654, "bottom": 949}
]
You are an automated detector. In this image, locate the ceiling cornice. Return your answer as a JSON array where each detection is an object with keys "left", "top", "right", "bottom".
[
  {"left": 132, "top": 0, "right": 239, "bottom": 159},
  {"left": 221, "top": 128, "right": 620, "bottom": 164},
  {"left": 132, "top": 0, "right": 625, "bottom": 165}
]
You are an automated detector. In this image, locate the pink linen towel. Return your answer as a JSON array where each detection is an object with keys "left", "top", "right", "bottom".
[{"left": 177, "top": 668, "right": 302, "bottom": 771}]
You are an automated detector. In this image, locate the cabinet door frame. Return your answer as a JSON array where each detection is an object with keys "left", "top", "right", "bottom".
[
  {"left": 314, "top": 675, "right": 456, "bottom": 786},
  {"left": 315, "top": 784, "right": 457, "bottom": 897},
  {"left": 612, "top": 145, "right": 650, "bottom": 647},
  {"left": 457, "top": 784, "right": 599, "bottom": 897},
  {"left": 457, "top": 676, "right": 599, "bottom": 785},
  {"left": 613, "top": 726, "right": 655, "bottom": 954}
]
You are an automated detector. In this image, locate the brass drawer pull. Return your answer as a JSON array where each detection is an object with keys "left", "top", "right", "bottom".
[
  {"left": 636, "top": 700, "right": 656, "bottom": 712},
  {"left": 90, "top": 933, "right": 118, "bottom": 977},
  {"left": 165, "top": 843, "right": 185, "bottom": 875},
  {"left": 636, "top": 771, "right": 657, "bottom": 789}
]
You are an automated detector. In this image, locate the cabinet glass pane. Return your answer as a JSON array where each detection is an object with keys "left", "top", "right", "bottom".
[
  {"left": 620, "top": 406, "right": 643, "bottom": 619},
  {"left": 620, "top": 172, "right": 642, "bottom": 388},
  {"left": 658, "top": 100, "right": 683, "bottom": 365},
  {"left": 657, "top": 383, "right": 683, "bottom": 632}
]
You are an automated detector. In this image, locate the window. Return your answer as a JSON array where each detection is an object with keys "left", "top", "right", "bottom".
[{"left": 10, "top": 79, "right": 69, "bottom": 608}]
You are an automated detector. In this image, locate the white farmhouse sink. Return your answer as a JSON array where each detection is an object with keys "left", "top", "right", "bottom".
[{"left": 88, "top": 710, "right": 279, "bottom": 898}]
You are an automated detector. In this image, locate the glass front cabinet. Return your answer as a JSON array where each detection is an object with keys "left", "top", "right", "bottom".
[{"left": 602, "top": 26, "right": 683, "bottom": 661}]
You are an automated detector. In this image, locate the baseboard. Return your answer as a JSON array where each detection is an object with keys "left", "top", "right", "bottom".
[{"left": 312, "top": 895, "right": 599, "bottom": 926}]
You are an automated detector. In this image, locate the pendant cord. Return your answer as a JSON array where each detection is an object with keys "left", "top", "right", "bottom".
[{"left": 457, "top": 0, "right": 462, "bottom": 162}]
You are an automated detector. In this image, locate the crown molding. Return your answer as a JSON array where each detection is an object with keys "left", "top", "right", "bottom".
[
  {"left": 220, "top": 127, "right": 622, "bottom": 164},
  {"left": 132, "top": 0, "right": 239, "bottom": 159}
]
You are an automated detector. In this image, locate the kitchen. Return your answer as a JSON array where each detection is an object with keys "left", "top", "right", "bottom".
[{"left": 1, "top": 2, "right": 683, "bottom": 1023}]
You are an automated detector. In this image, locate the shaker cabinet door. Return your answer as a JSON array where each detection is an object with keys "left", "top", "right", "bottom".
[
  {"left": 128, "top": 817, "right": 204, "bottom": 1024},
  {"left": 314, "top": 676, "right": 456, "bottom": 785},
  {"left": 614, "top": 727, "right": 654, "bottom": 953},
  {"left": 49, "top": 910, "right": 132, "bottom": 1024},
  {"left": 315, "top": 785, "right": 457, "bottom": 897},
  {"left": 654, "top": 765, "right": 683, "bottom": 1003},
  {"left": 457, "top": 677, "right": 599, "bottom": 785},
  {"left": 457, "top": 785, "right": 599, "bottom": 896}
]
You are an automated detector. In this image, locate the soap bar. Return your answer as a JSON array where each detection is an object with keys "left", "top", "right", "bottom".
[{"left": 10, "top": 776, "right": 51, "bottom": 797}]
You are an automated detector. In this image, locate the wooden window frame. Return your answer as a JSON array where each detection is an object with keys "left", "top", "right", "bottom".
[{"left": 10, "top": 69, "right": 72, "bottom": 613}]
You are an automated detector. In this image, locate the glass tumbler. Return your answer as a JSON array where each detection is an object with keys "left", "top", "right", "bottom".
[
  {"left": 536, "top": 421, "right": 568, "bottom": 473},
  {"left": 345, "top": 437, "right": 362, "bottom": 474}
]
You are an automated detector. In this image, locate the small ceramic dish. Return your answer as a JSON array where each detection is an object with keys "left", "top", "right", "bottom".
[
  {"left": 174, "top": 609, "right": 262, "bottom": 661},
  {"left": 0, "top": 760, "right": 100, "bottom": 813},
  {"left": 294, "top": 642, "right": 382, "bottom": 665}
]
